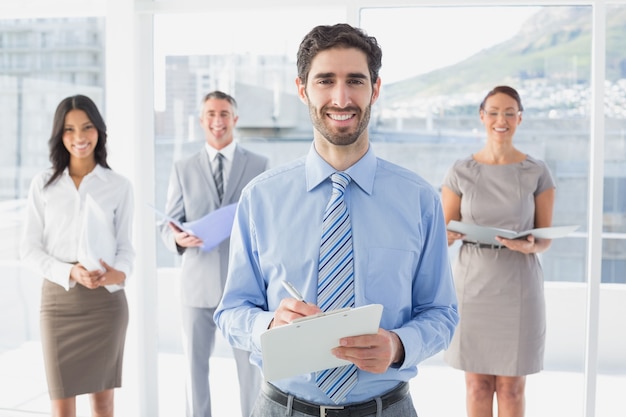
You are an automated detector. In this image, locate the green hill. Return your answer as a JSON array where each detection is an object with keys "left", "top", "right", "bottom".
[{"left": 384, "top": 6, "right": 626, "bottom": 103}]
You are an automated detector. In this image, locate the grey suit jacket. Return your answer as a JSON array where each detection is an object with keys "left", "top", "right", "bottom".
[{"left": 159, "top": 144, "right": 269, "bottom": 308}]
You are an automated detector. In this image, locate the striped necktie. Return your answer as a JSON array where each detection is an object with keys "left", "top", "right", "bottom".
[
  {"left": 315, "top": 172, "right": 357, "bottom": 403},
  {"left": 214, "top": 153, "right": 224, "bottom": 202}
]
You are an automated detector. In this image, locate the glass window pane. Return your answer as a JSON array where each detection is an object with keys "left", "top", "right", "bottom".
[
  {"left": 154, "top": 9, "right": 344, "bottom": 269},
  {"left": 361, "top": 6, "right": 592, "bottom": 284},
  {"left": 603, "top": 5, "right": 626, "bottom": 284},
  {"left": 0, "top": 16, "right": 105, "bottom": 415},
  {"left": 599, "top": 5, "right": 626, "bottom": 417}
]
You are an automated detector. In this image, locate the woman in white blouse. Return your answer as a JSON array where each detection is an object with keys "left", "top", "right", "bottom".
[{"left": 20, "top": 95, "right": 134, "bottom": 417}]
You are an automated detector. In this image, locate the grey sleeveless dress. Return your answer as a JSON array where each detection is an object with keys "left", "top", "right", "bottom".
[{"left": 442, "top": 155, "right": 555, "bottom": 376}]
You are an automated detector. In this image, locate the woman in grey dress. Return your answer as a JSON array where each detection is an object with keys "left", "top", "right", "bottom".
[{"left": 442, "top": 86, "right": 555, "bottom": 417}]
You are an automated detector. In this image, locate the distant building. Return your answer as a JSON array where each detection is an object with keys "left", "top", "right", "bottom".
[
  {"left": 0, "top": 18, "right": 104, "bottom": 86},
  {"left": 0, "top": 17, "right": 105, "bottom": 200},
  {"left": 158, "top": 54, "right": 308, "bottom": 144}
]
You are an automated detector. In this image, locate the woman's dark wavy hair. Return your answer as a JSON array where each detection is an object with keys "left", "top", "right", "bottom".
[
  {"left": 296, "top": 23, "right": 383, "bottom": 86},
  {"left": 479, "top": 85, "right": 524, "bottom": 112},
  {"left": 45, "top": 95, "right": 109, "bottom": 188}
]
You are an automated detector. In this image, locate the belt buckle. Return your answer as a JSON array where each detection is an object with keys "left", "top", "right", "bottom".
[{"left": 319, "top": 405, "right": 344, "bottom": 417}]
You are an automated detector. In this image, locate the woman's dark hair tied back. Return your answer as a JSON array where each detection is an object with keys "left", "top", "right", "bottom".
[{"left": 479, "top": 85, "right": 524, "bottom": 112}]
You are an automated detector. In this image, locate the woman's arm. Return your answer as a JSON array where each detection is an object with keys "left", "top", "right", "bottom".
[
  {"left": 441, "top": 185, "right": 464, "bottom": 246},
  {"left": 20, "top": 175, "right": 75, "bottom": 290},
  {"left": 531, "top": 187, "right": 556, "bottom": 253}
]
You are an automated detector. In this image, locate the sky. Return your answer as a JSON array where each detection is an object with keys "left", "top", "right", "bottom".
[
  {"left": 153, "top": 6, "right": 541, "bottom": 109},
  {"left": 360, "top": 6, "right": 542, "bottom": 83}
]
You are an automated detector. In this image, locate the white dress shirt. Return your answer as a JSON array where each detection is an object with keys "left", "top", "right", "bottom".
[{"left": 20, "top": 165, "right": 135, "bottom": 291}]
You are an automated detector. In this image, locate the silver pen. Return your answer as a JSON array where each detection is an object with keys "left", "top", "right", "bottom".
[{"left": 281, "top": 280, "right": 307, "bottom": 303}]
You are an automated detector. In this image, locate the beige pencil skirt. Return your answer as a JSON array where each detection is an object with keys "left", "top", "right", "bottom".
[{"left": 40, "top": 279, "right": 129, "bottom": 400}]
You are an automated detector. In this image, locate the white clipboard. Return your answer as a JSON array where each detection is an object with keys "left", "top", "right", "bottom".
[{"left": 260, "top": 304, "right": 383, "bottom": 381}]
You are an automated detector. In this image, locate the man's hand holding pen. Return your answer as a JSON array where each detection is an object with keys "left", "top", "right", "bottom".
[
  {"left": 270, "top": 298, "right": 405, "bottom": 372},
  {"left": 270, "top": 280, "right": 323, "bottom": 328},
  {"left": 270, "top": 297, "right": 322, "bottom": 329}
]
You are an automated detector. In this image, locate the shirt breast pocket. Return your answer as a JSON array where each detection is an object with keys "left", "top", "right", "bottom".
[{"left": 361, "top": 247, "right": 415, "bottom": 328}]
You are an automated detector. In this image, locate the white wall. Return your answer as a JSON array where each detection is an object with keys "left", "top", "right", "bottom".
[{"left": 544, "top": 282, "right": 626, "bottom": 372}]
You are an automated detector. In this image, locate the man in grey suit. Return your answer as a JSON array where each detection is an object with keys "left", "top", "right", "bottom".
[{"left": 160, "top": 91, "right": 268, "bottom": 417}]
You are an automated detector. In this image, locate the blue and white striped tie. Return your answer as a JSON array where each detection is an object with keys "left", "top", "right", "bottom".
[{"left": 315, "top": 172, "right": 357, "bottom": 403}]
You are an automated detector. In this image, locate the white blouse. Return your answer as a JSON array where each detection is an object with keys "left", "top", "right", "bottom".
[{"left": 20, "top": 164, "right": 135, "bottom": 291}]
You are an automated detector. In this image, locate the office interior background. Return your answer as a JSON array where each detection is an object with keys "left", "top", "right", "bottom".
[{"left": 0, "top": 0, "right": 624, "bottom": 416}]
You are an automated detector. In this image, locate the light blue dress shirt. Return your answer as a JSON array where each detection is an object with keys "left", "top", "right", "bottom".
[{"left": 214, "top": 144, "right": 458, "bottom": 405}]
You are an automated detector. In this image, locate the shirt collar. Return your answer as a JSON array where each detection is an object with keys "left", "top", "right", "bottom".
[
  {"left": 305, "top": 143, "right": 376, "bottom": 195},
  {"left": 91, "top": 164, "right": 109, "bottom": 180},
  {"left": 205, "top": 141, "right": 236, "bottom": 162},
  {"left": 62, "top": 163, "right": 108, "bottom": 180}
]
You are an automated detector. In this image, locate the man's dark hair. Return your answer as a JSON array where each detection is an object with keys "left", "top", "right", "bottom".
[{"left": 296, "top": 23, "right": 383, "bottom": 86}]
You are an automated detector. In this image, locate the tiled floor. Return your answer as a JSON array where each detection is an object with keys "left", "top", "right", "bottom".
[{"left": 1, "top": 341, "right": 625, "bottom": 417}]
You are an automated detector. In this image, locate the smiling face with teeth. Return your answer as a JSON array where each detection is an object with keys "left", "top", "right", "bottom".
[
  {"left": 62, "top": 109, "right": 99, "bottom": 165},
  {"left": 297, "top": 47, "right": 381, "bottom": 152},
  {"left": 199, "top": 97, "right": 239, "bottom": 150},
  {"left": 480, "top": 92, "right": 523, "bottom": 145}
]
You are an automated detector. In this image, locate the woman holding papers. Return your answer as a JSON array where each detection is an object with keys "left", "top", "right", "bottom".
[
  {"left": 442, "top": 85, "right": 556, "bottom": 417},
  {"left": 20, "top": 95, "right": 134, "bottom": 417}
]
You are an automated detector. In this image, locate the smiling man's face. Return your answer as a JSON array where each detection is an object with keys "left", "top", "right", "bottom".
[
  {"left": 297, "top": 47, "right": 380, "bottom": 147},
  {"left": 200, "top": 97, "right": 238, "bottom": 150}
]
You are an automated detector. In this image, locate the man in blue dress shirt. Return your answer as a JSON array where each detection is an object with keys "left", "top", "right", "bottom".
[{"left": 214, "top": 23, "right": 459, "bottom": 417}]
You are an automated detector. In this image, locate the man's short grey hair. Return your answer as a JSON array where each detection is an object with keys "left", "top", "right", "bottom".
[{"left": 200, "top": 90, "right": 238, "bottom": 117}]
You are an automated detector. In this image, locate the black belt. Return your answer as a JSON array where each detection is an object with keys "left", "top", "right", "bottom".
[
  {"left": 262, "top": 381, "right": 409, "bottom": 417},
  {"left": 462, "top": 241, "right": 506, "bottom": 249}
]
